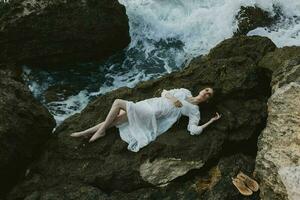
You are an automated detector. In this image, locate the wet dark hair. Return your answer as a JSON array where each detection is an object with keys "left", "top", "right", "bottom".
[
  {"left": 207, "top": 87, "right": 214, "bottom": 98},
  {"left": 206, "top": 86, "right": 222, "bottom": 106}
]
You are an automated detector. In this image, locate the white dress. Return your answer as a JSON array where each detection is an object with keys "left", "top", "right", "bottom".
[{"left": 116, "top": 88, "right": 204, "bottom": 152}]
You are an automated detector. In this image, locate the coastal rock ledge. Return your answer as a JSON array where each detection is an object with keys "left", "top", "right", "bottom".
[
  {"left": 7, "top": 35, "right": 276, "bottom": 200},
  {"left": 255, "top": 47, "right": 300, "bottom": 200},
  {"left": 0, "top": 64, "right": 55, "bottom": 197}
]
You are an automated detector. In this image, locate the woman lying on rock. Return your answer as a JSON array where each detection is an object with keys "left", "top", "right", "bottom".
[{"left": 70, "top": 87, "right": 221, "bottom": 152}]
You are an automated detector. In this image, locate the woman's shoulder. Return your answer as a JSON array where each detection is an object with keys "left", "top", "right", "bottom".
[
  {"left": 179, "top": 88, "right": 192, "bottom": 96},
  {"left": 180, "top": 99, "right": 200, "bottom": 116},
  {"left": 167, "top": 87, "right": 189, "bottom": 90},
  {"left": 187, "top": 103, "right": 200, "bottom": 116},
  {"left": 184, "top": 100, "right": 199, "bottom": 110},
  {"left": 166, "top": 88, "right": 192, "bottom": 98}
]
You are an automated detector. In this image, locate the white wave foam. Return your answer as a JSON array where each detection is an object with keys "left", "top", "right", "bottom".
[
  {"left": 47, "top": 90, "right": 90, "bottom": 126},
  {"left": 22, "top": 65, "right": 51, "bottom": 99},
  {"left": 50, "top": 68, "right": 155, "bottom": 126},
  {"left": 23, "top": 0, "right": 300, "bottom": 125},
  {"left": 92, "top": 65, "right": 158, "bottom": 97},
  {"left": 119, "top": 0, "right": 300, "bottom": 55},
  {"left": 248, "top": 14, "right": 300, "bottom": 47}
]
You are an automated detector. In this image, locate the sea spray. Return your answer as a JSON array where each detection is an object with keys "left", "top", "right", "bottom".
[{"left": 22, "top": 0, "right": 300, "bottom": 125}]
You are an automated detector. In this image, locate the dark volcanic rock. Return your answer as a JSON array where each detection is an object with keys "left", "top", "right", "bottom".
[
  {"left": 17, "top": 183, "right": 109, "bottom": 200},
  {"left": 198, "top": 154, "right": 259, "bottom": 200},
  {"left": 235, "top": 6, "right": 276, "bottom": 36},
  {"left": 208, "top": 34, "right": 276, "bottom": 62},
  {"left": 258, "top": 46, "right": 300, "bottom": 72},
  {"left": 106, "top": 154, "right": 259, "bottom": 200},
  {"left": 7, "top": 36, "right": 276, "bottom": 199},
  {"left": 44, "top": 84, "right": 83, "bottom": 103},
  {"left": 0, "top": 64, "right": 55, "bottom": 197},
  {"left": 0, "top": 0, "right": 130, "bottom": 67}
]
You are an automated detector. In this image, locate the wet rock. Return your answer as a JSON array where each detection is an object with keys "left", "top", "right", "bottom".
[
  {"left": 0, "top": 0, "right": 130, "bottom": 67},
  {"left": 0, "top": 64, "right": 55, "bottom": 197},
  {"left": 235, "top": 6, "right": 276, "bottom": 35},
  {"left": 140, "top": 158, "right": 204, "bottom": 186},
  {"left": 255, "top": 51, "right": 300, "bottom": 200},
  {"left": 7, "top": 36, "right": 275, "bottom": 199},
  {"left": 44, "top": 84, "right": 83, "bottom": 103}
]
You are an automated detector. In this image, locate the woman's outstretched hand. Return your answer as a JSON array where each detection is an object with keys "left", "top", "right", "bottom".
[
  {"left": 199, "top": 112, "right": 221, "bottom": 131},
  {"left": 210, "top": 112, "right": 221, "bottom": 122},
  {"left": 174, "top": 99, "right": 183, "bottom": 107}
]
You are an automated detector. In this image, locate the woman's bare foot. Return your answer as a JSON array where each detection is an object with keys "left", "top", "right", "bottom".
[
  {"left": 71, "top": 129, "right": 98, "bottom": 138},
  {"left": 70, "top": 123, "right": 104, "bottom": 138},
  {"left": 89, "top": 129, "right": 106, "bottom": 143},
  {"left": 82, "top": 132, "right": 94, "bottom": 139},
  {"left": 70, "top": 131, "right": 86, "bottom": 137}
]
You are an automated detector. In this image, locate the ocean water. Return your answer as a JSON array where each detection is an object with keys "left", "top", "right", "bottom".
[{"left": 22, "top": 0, "right": 300, "bottom": 125}]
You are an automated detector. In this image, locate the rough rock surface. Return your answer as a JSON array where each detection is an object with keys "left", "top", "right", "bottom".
[
  {"left": 0, "top": 0, "right": 130, "bottom": 67},
  {"left": 258, "top": 46, "right": 300, "bottom": 73},
  {"left": 139, "top": 158, "right": 204, "bottom": 186},
  {"left": 198, "top": 154, "right": 260, "bottom": 200},
  {"left": 7, "top": 36, "right": 276, "bottom": 199},
  {"left": 0, "top": 64, "right": 55, "bottom": 197},
  {"left": 255, "top": 48, "right": 300, "bottom": 200},
  {"left": 235, "top": 6, "right": 277, "bottom": 35}
]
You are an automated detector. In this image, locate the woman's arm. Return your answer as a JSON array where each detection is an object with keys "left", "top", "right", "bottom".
[
  {"left": 188, "top": 112, "right": 221, "bottom": 135},
  {"left": 200, "top": 112, "right": 221, "bottom": 129}
]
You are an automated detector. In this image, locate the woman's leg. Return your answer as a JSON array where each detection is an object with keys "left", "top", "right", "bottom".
[
  {"left": 70, "top": 122, "right": 103, "bottom": 137},
  {"left": 70, "top": 109, "right": 127, "bottom": 138},
  {"left": 110, "top": 109, "right": 128, "bottom": 127},
  {"left": 89, "top": 99, "right": 127, "bottom": 142}
]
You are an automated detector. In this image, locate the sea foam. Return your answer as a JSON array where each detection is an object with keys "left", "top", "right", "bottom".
[{"left": 22, "top": 0, "right": 300, "bottom": 125}]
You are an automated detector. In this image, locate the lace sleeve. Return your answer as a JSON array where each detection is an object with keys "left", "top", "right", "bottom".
[{"left": 187, "top": 108, "right": 203, "bottom": 135}]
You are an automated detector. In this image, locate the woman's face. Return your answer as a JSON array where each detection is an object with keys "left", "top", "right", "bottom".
[{"left": 198, "top": 87, "right": 214, "bottom": 101}]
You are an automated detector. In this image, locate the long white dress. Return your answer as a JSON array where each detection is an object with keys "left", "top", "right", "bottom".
[{"left": 116, "top": 88, "right": 204, "bottom": 152}]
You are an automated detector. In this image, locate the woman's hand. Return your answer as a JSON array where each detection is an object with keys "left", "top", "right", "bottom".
[
  {"left": 198, "top": 112, "right": 221, "bottom": 131},
  {"left": 161, "top": 89, "right": 168, "bottom": 97},
  {"left": 163, "top": 90, "right": 182, "bottom": 107},
  {"left": 173, "top": 99, "right": 183, "bottom": 107},
  {"left": 210, "top": 112, "right": 221, "bottom": 122}
]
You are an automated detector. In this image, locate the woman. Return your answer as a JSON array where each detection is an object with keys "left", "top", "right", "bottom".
[{"left": 70, "top": 87, "right": 221, "bottom": 152}]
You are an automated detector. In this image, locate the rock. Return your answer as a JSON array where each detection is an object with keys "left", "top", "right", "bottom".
[
  {"left": 23, "top": 183, "right": 108, "bottom": 200},
  {"left": 271, "top": 64, "right": 300, "bottom": 93},
  {"left": 140, "top": 158, "right": 204, "bottom": 186},
  {"left": 0, "top": 64, "right": 55, "bottom": 197},
  {"left": 199, "top": 154, "right": 260, "bottom": 200},
  {"left": 278, "top": 166, "right": 300, "bottom": 200},
  {"left": 0, "top": 0, "right": 130, "bottom": 67},
  {"left": 258, "top": 46, "right": 300, "bottom": 72},
  {"left": 107, "top": 154, "right": 260, "bottom": 200},
  {"left": 255, "top": 47, "right": 300, "bottom": 200},
  {"left": 7, "top": 36, "right": 276, "bottom": 199},
  {"left": 235, "top": 6, "right": 276, "bottom": 35},
  {"left": 207, "top": 35, "right": 276, "bottom": 62},
  {"left": 44, "top": 84, "right": 83, "bottom": 103}
]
